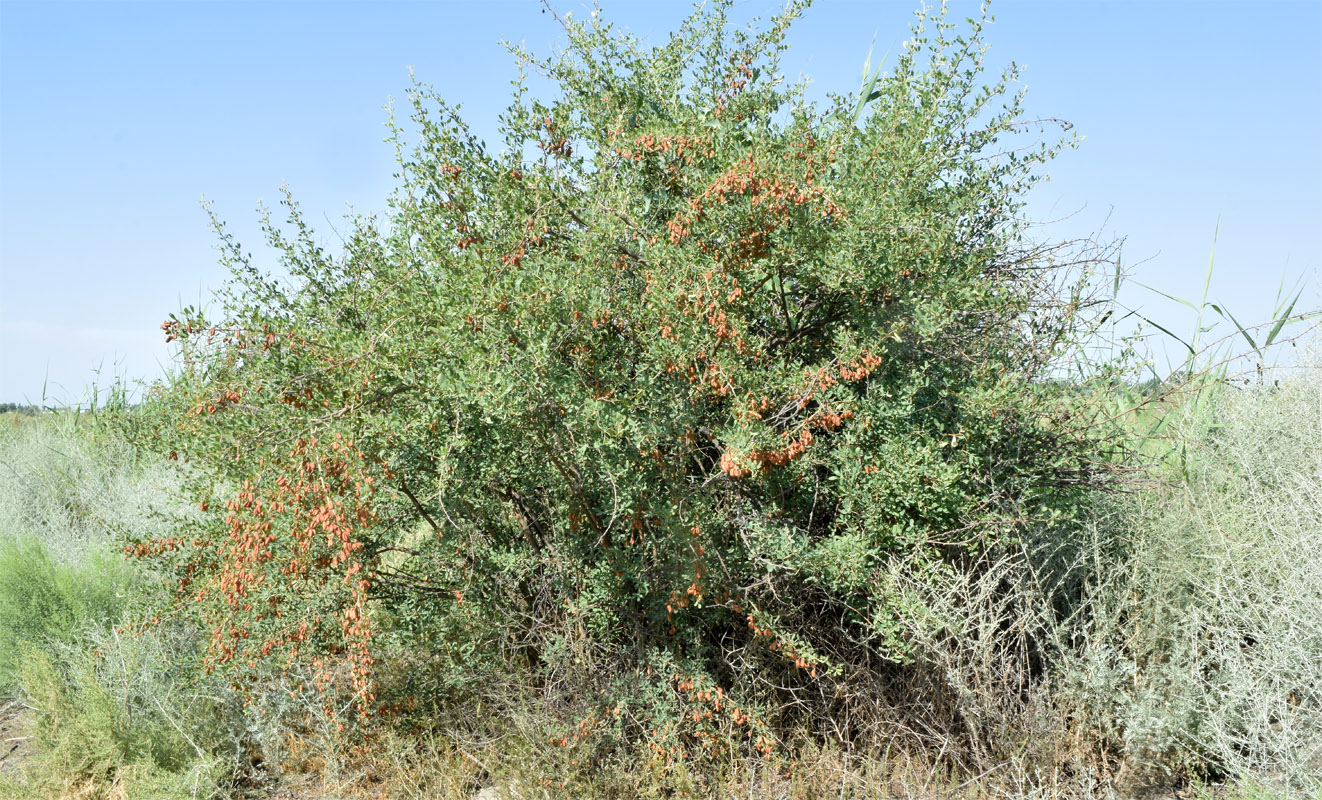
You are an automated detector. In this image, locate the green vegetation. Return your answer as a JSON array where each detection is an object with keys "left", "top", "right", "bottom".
[
  {"left": 0, "top": 412, "right": 247, "bottom": 798},
  {"left": 1063, "top": 365, "right": 1322, "bottom": 785},
  {"left": 1, "top": 3, "right": 1317, "bottom": 798},
  {"left": 0, "top": 538, "right": 130, "bottom": 689}
]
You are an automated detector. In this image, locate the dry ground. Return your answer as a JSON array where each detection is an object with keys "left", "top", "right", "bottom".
[{"left": 0, "top": 699, "right": 34, "bottom": 781}]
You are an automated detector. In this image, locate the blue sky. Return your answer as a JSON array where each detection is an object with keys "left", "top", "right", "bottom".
[{"left": 1, "top": 1, "right": 1319, "bottom": 404}]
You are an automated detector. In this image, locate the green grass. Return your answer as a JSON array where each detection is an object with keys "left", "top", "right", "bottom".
[
  {"left": 0, "top": 411, "right": 242, "bottom": 800},
  {"left": 0, "top": 536, "right": 131, "bottom": 690}
]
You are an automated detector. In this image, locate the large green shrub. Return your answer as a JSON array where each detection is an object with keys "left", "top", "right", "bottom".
[{"left": 134, "top": 1, "right": 1119, "bottom": 763}]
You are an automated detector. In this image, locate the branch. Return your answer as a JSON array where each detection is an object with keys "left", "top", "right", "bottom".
[{"left": 398, "top": 478, "right": 441, "bottom": 535}]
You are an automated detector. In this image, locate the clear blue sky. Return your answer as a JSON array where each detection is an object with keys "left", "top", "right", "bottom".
[{"left": 2, "top": 1, "right": 1319, "bottom": 404}]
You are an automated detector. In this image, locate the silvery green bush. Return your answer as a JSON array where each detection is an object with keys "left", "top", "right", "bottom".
[{"left": 1060, "top": 361, "right": 1322, "bottom": 790}]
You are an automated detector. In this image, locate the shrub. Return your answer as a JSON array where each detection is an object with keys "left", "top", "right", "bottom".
[
  {"left": 0, "top": 410, "right": 184, "bottom": 566},
  {"left": 0, "top": 411, "right": 166, "bottom": 689},
  {"left": 2, "top": 626, "right": 239, "bottom": 800},
  {"left": 132, "top": 0, "right": 1123, "bottom": 769},
  {"left": 1057, "top": 362, "right": 1322, "bottom": 791},
  {"left": 0, "top": 412, "right": 243, "bottom": 799}
]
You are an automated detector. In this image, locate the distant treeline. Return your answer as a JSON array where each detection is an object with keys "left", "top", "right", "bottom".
[{"left": 0, "top": 403, "right": 41, "bottom": 416}]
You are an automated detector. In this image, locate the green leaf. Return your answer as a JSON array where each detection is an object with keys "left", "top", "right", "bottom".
[
  {"left": 1264, "top": 288, "right": 1302, "bottom": 348},
  {"left": 1209, "top": 303, "right": 1257, "bottom": 352}
]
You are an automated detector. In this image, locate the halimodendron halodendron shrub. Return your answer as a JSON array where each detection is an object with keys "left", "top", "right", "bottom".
[{"left": 132, "top": 0, "right": 1124, "bottom": 771}]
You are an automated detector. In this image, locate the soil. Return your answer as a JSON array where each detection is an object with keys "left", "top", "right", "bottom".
[{"left": 0, "top": 698, "right": 34, "bottom": 781}]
